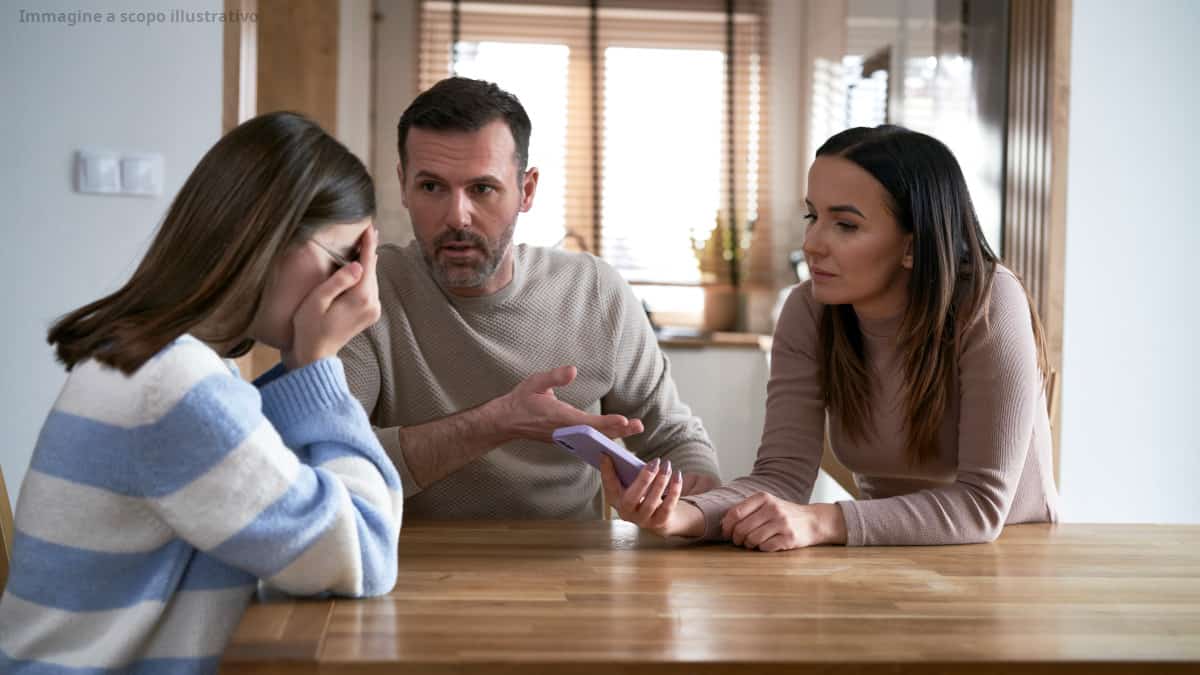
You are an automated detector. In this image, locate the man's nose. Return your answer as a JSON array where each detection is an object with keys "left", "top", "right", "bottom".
[{"left": 445, "top": 189, "right": 471, "bottom": 230}]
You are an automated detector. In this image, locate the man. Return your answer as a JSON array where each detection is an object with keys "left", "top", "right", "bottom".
[{"left": 341, "top": 77, "right": 720, "bottom": 519}]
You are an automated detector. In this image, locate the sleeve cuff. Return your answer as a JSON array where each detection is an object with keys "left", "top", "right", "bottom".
[
  {"left": 838, "top": 499, "right": 866, "bottom": 547},
  {"left": 253, "top": 362, "right": 288, "bottom": 389},
  {"left": 258, "top": 357, "right": 352, "bottom": 428},
  {"left": 681, "top": 493, "right": 733, "bottom": 542}
]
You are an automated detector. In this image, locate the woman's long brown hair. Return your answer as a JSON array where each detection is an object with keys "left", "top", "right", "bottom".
[
  {"left": 816, "top": 125, "right": 1048, "bottom": 464},
  {"left": 47, "top": 111, "right": 374, "bottom": 374}
]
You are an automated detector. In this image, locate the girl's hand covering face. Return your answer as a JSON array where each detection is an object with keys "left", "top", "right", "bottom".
[{"left": 285, "top": 226, "right": 381, "bottom": 369}]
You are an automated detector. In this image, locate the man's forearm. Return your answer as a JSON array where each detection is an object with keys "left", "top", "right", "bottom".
[{"left": 396, "top": 399, "right": 510, "bottom": 490}]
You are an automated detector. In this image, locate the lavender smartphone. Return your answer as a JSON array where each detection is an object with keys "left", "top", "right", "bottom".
[{"left": 552, "top": 425, "right": 646, "bottom": 488}]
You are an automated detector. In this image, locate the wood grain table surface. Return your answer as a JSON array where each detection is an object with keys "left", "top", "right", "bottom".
[{"left": 220, "top": 520, "right": 1200, "bottom": 674}]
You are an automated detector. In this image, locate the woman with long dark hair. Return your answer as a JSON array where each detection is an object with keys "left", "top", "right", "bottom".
[
  {"left": 602, "top": 125, "right": 1058, "bottom": 548},
  {"left": 0, "top": 112, "right": 403, "bottom": 672}
]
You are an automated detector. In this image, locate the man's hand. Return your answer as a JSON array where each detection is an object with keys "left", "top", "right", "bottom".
[
  {"left": 392, "top": 364, "right": 644, "bottom": 493},
  {"left": 720, "top": 493, "right": 847, "bottom": 552},
  {"left": 491, "top": 365, "right": 644, "bottom": 443}
]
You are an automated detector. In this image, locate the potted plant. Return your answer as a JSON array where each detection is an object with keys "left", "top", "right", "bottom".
[{"left": 693, "top": 214, "right": 739, "bottom": 332}]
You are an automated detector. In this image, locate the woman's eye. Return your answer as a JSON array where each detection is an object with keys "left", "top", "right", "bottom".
[
  {"left": 836, "top": 222, "right": 858, "bottom": 232},
  {"left": 802, "top": 213, "right": 817, "bottom": 224}
]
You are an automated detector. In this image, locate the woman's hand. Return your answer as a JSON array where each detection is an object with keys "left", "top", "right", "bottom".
[
  {"left": 599, "top": 455, "right": 706, "bottom": 538},
  {"left": 721, "top": 494, "right": 847, "bottom": 552},
  {"left": 287, "top": 227, "right": 381, "bottom": 369}
]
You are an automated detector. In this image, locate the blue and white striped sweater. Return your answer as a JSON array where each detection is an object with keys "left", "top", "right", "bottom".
[{"left": 0, "top": 335, "right": 403, "bottom": 674}]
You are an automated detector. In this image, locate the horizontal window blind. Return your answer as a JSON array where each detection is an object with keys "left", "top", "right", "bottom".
[{"left": 419, "top": 0, "right": 771, "bottom": 298}]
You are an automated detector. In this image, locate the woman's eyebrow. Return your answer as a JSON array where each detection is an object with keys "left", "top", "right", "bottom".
[
  {"left": 829, "top": 204, "right": 865, "bottom": 218},
  {"left": 805, "top": 199, "right": 866, "bottom": 219}
]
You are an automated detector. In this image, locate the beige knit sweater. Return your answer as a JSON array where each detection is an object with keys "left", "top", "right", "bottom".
[
  {"left": 341, "top": 241, "right": 720, "bottom": 520},
  {"left": 685, "top": 267, "right": 1058, "bottom": 545}
]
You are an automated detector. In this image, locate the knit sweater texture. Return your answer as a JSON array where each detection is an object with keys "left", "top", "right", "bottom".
[
  {"left": 340, "top": 241, "right": 720, "bottom": 519},
  {"left": 685, "top": 267, "right": 1058, "bottom": 544},
  {"left": 0, "top": 337, "right": 403, "bottom": 673}
]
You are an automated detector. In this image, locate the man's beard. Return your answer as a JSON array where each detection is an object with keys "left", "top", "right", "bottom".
[{"left": 419, "top": 221, "right": 516, "bottom": 290}]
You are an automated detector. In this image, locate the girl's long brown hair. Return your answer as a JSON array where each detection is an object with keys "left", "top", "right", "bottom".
[
  {"left": 48, "top": 111, "right": 374, "bottom": 374},
  {"left": 816, "top": 125, "right": 1048, "bottom": 464}
]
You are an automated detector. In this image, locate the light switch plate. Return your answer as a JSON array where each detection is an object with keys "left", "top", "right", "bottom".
[
  {"left": 76, "top": 150, "right": 121, "bottom": 194},
  {"left": 120, "top": 153, "right": 163, "bottom": 196}
]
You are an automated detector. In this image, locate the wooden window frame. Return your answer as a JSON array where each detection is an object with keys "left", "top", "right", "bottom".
[{"left": 1003, "top": 0, "right": 1071, "bottom": 484}]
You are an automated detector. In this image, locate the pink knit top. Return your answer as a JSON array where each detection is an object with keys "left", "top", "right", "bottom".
[{"left": 685, "top": 267, "right": 1059, "bottom": 545}]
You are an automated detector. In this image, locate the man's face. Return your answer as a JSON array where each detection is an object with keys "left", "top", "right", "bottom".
[{"left": 399, "top": 120, "right": 538, "bottom": 296}]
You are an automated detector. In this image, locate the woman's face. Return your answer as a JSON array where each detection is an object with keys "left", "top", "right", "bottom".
[
  {"left": 802, "top": 156, "right": 913, "bottom": 320},
  {"left": 249, "top": 218, "right": 373, "bottom": 351}
]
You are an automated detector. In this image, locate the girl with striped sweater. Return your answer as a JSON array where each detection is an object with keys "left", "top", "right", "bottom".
[{"left": 0, "top": 111, "right": 403, "bottom": 673}]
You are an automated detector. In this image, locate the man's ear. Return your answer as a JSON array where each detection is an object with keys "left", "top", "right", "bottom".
[
  {"left": 397, "top": 161, "right": 408, "bottom": 209},
  {"left": 520, "top": 166, "right": 539, "bottom": 213},
  {"left": 902, "top": 234, "right": 914, "bottom": 270}
]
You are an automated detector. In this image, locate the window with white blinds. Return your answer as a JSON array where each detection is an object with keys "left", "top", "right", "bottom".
[{"left": 418, "top": 0, "right": 770, "bottom": 314}]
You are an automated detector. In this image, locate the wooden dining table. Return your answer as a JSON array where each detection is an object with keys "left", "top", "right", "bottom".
[{"left": 220, "top": 520, "right": 1200, "bottom": 674}]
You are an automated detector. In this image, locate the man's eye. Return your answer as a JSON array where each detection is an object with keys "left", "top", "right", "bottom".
[
  {"left": 471, "top": 184, "right": 496, "bottom": 195},
  {"left": 419, "top": 181, "right": 440, "bottom": 193}
]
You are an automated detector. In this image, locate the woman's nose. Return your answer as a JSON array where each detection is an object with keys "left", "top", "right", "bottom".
[{"left": 801, "top": 220, "right": 825, "bottom": 258}]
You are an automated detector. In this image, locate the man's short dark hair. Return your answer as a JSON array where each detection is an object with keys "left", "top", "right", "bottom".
[{"left": 397, "top": 77, "right": 532, "bottom": 174}]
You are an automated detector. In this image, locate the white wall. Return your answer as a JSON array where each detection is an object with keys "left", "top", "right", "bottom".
[
  {"left": 1058, "top": 0, "right": 1200, "bottom": 523},
  {"left": 767, "top": 0, "right": 808, "bottom": 289},
  {"left": 372, "top": 0, "right": 420, "bottom": 244},
  {"left": 0, "top": 0, "right": 223, "bottom": 507},
  {"left": 663, "top": 346, "right": 769, "bottom": 479},
  {"left": 338, "top": 0, "right": 375, "bottom": 165},
  {"left": 666, "top": 344, "right": 853, "bottom": 503}
]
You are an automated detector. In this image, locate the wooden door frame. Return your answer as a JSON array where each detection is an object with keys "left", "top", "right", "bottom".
[{"left": 224, "top": 0, "right": 259, "bottom": 379}]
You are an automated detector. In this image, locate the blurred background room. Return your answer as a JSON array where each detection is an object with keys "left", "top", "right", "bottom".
[{"left": 2, "top": 0, "right": 1197, "bottom": 523}]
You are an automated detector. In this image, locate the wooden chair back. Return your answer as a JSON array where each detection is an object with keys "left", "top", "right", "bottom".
[
  {"left": 820, "top": 415, "right": 860, "bottom": 499},
  {"left": 0, "top": 466, "right": 15, "bottom": 593}
]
